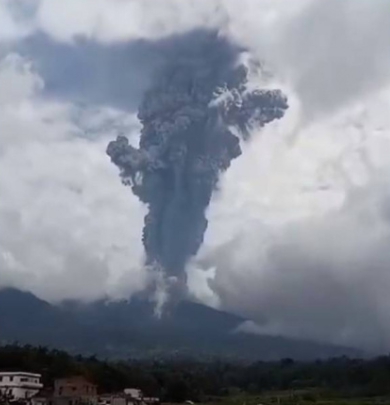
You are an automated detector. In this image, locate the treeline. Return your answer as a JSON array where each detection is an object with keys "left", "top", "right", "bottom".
[{"left": 1, "top": 345, "right": 390, "bottom": 401}]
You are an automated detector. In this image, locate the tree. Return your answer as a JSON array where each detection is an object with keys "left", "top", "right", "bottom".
[{"left": 165, "top": 379, "right": 190, "bottom": 403}]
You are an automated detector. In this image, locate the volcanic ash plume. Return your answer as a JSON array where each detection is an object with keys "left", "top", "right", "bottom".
[{"left": 107, "top": 32, "right": 288, "bottom": 298}]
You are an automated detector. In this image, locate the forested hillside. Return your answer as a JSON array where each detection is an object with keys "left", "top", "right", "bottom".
[{"left": 1, "top": 345, "right": 390, "bottom": 402}]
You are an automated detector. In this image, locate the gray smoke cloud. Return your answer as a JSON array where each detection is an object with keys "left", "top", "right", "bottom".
[{"left": 106, "top": 31, "right": 287, "bottom": 296}]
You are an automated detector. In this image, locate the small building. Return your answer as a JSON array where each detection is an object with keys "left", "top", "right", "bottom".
[
  {"left": 54, "top": 376, "right": 97, "bottom": 405},
  {"left": 98, "top": 393, "right": 126, "bottom": 405},
  {"left": 0, "top": 372, "right": 43, "bottom": 402},
  {"left": 98, "top": 389, "right": 159, "bottom": 405},
  {"left": 123, "top": 390, "right": 142, "bottom": 401},
  {"left": 123, "top": 388, "right": 142, "bottom": 405}
]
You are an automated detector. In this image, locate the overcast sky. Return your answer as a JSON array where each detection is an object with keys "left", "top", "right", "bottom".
[{"left": 2, "top": 0, "right": 390, "bottom": 353}]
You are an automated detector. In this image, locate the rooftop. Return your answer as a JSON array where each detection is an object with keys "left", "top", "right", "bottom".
[
  {"left": 55, "top": 376, "right": 94, "bottom": 382},
  {"left": 0, "top": 372, "right": 41, "bottom": 378}
]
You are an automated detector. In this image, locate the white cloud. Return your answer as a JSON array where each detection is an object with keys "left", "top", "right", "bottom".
[
  {"left": 0, "top": 53, "right": 147, "bottom": 302},
  {"left": 192, "top": 85, "right": 390, "bottom": 351},
  {"left": 270, "top": 0, "right": 390, "bottom": 120},
  {"left": 0, "top": 0, "right": 36, "bottom": 42},
  {"left": 34, "top": 0, "right": 224, "bottom": 43}
]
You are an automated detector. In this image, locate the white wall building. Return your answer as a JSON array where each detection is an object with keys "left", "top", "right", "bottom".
[
  {"left": 0, "top": 372, "right": 43, "bottom": 401},
  {"left": 123, "top": 389, "right": 142, "bottom": 400}
]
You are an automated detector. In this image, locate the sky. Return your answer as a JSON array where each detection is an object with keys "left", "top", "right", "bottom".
[{"left": 2, "top": 0, "right": 390, "bottom": 352}]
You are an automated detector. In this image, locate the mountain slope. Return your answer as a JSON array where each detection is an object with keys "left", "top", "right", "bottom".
[{"left": 0, "top": 288, "right": 362, "bottom": 360}]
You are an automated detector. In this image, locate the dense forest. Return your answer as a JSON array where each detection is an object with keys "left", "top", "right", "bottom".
[{"left": 1, "top": 345, "right": 390, "bottom": 402}]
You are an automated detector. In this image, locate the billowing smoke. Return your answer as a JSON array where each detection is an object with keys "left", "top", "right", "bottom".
[{"left": 107, "top": 31, "right": 288, "bottom": 299}]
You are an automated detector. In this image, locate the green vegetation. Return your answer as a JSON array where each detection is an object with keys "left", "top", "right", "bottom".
[{"left": 1, "top": 345, "right": 390, "bottom": 404}]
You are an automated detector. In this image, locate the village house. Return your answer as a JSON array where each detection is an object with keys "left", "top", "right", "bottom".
[
  {"left": 97, "top": 393, "right": 126, "bottom": 405},
  {"left": 0, "top": 372, "right": 43, "bottom": 402},
  {"left": 0, "top": 371, "right": 157, "bottom": 405},
  {"left": 98, "top": 389, "right": 159, "bottom": 405},
  {"left": 123, "top": 389, "right": 142, "bottom": 405},
  {"left": 53, "top": 376, "right": 98, "bottom": 405}
]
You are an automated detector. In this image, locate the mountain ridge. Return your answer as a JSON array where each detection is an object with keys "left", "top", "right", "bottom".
[{"left": 0, "top": 288, "right": 363, "bottom": 361}]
